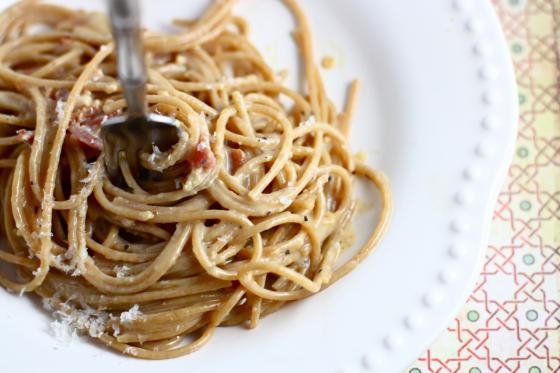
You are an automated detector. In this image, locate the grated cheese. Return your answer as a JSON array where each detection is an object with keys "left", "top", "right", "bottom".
[
  {"left": 113, "top": 265, "right": 130, "bottom": 279},
  {"left": 174, "top": 178, "right": 182, "bottom": 189},
  {"left": 217, "top": 235, "right": 229, "bottom": 244},
  {"left": 50, "top": 319, "right": 77, "bottom": 346},
  {"left": 90, "top": 68, "right": 103, "bottom": 82},
  {"left": 51, "top": 254, "right": 74, "bottom": 274},
  {"left": 124, "top": 346, "right": 139, "bottom": 356},
  {"left": 55, "top": 100, "right": 65, "bottom": 123},
  {"left": 120, "top": 304, "right": 142, "bottom": 324},
  {"left": 299, "top": 115, "right": 316, "bottom": 127},
  {"left": 147, "top": 143, "right": 163, "bottom": 164},
  {"left": 278, "top": 195, "right": 291, "bottom": 206},
  {"left": 80, "top": 163, "right": 97, "bottom": 184},
  {"left": 46, "top": 299, "right": 111, "bottom": 346},
  {"left": 51, "top": 246, "right": 82, "bottom": 276},
  {"left": 42, "top": 297, "right": 54, "bottom": 311},
  {"left": 111, "top": 315, "right": 121, "bottom": 337}
]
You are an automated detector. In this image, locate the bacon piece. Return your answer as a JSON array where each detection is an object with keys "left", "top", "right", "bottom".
[
  {"left": 71, "top": 106, "right": 107, "bottom": 128},
  {"left": 229, "top": 148, "right": 245, "bottom": 172},
  {"left": 16, "top": 129, "right": 34, "bottom": 144},
  {"left": 64, "top": 106, "right": 106, "bottom": 155},
  {"left": 67, "top": 125, "right": 103, "bottom": 155},
  {"left": 187, "top": 137, "right": 216, "bottom": 171}
]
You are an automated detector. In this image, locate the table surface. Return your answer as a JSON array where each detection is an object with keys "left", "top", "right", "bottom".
[{"left": 409, "top": 0, "right": 560, "bottom": 372}]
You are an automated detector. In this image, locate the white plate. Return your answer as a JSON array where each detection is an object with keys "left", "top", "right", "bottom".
[{"left": 0, "top": 0, "right": 517, "bottom": 372}]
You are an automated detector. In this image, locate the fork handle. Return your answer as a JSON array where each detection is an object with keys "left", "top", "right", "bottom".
[{"left": 108, "top": 0, "right": 147, "bottom": 118}]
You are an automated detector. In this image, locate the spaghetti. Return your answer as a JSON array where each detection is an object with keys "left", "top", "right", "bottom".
[{"left": 0, "top": 0, "right": 391, "bottom": 359}]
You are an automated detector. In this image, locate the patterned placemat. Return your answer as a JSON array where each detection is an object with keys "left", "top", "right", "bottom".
[{"left": 408, "top": 0, "right": 560, "bottom": 372}]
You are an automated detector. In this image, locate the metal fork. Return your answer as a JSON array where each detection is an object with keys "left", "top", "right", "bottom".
[{"left": 101, "top": 0, "right": 178, "bottom": 184}]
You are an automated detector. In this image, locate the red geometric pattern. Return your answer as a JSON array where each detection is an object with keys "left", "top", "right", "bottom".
[{"left": 410, "top": 1, "right": 560, "bottom": 372}]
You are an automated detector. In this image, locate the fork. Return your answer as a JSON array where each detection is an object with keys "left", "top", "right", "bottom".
[{"left": 101, "top": 0, "right": 179, "bottom": 184}]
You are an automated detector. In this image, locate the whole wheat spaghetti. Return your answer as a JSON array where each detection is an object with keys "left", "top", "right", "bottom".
[{"left": 0, "top": 0, "right": 391, "bottom": 359}]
